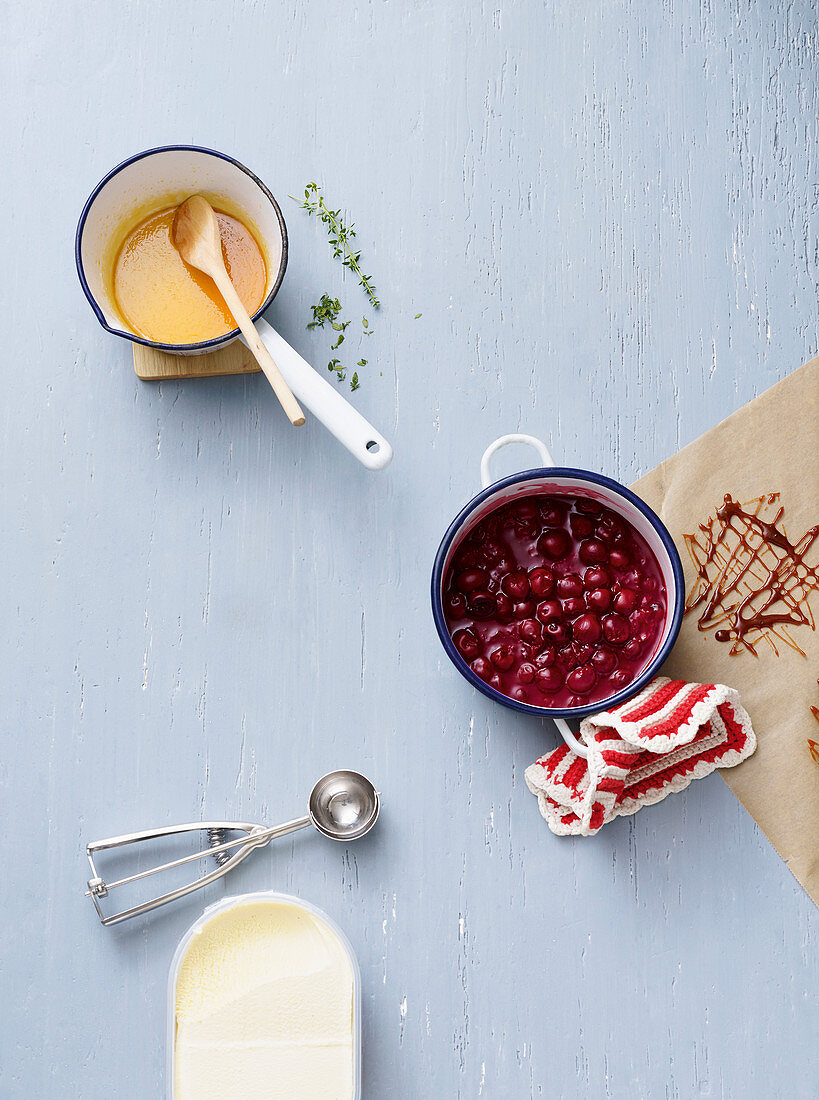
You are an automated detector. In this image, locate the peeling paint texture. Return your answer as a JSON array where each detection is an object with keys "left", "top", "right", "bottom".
[{"left": 1, "top": 1, "right": 818, "bottom": 1097}]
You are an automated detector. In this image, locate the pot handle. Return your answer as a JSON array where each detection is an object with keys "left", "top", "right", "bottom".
[
  {"left": 254, "top": 318, "right": 393, "bottom": 471},
  {"left": 553, "top": 718, "right": 588, "bottom": 759},
  {"left": 480, "top": 434, "right": 553, "bottom": 488}
]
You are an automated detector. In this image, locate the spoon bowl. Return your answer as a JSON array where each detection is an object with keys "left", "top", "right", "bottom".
[{"left": 308, "top": 770, "right": 380, "bottom": 841}]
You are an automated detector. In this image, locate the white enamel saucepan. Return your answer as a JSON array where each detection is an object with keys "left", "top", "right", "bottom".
[
  {"left": 431, "top": 434, "right": 685, "bottom": 758},
  {"left": 75, "top": 145, "right": 392, "bottom": 471}
]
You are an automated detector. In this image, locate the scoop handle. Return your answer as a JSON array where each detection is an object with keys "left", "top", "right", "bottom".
[{"left": 255, "top": 318, "right": 393, "bottom": 471}]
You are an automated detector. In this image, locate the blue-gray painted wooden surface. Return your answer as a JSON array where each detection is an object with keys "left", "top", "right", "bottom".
[{"left": 2, "top": 1, "right": 817, "bottom": 1096}]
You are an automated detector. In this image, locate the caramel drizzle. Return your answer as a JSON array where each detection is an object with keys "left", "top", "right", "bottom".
[
  {"left": 810, "top": 681, "right": 819, "bottom": 764},
  {"left": 683, "top": 494, "right": 819, "bottom": 657}
]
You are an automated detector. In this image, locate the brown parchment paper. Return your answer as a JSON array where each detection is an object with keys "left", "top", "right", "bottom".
[{"left": 632, "top": 356, "right": 819, "bottom": 906}]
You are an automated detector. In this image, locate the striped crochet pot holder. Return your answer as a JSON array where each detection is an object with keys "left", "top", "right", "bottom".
[{"left": 525, "top": 677, "right": 757, "bottom": 836}]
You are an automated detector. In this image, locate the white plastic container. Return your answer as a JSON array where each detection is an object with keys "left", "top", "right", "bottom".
[{"left": 167, "top": 892, "right": 362, "bottom": 1100}]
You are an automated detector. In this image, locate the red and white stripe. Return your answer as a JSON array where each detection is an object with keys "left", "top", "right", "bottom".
[{"left": 525, "top": 676, "right": 757, "bottom": 836}]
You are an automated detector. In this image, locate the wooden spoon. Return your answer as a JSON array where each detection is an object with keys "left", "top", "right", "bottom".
[{"left": 171, "top": 196, "right": 305, "bottom": 426}]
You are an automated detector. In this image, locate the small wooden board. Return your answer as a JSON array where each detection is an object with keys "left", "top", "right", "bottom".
[{"left": 133, "top": 340, "right": 260, "bottom": 381}]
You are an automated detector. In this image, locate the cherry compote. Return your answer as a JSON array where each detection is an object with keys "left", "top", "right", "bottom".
[{"left": 443, "top": 493, "right": 666, "bottom": 708}]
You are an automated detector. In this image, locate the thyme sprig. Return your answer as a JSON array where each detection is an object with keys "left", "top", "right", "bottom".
[
  {"left": 307, "top": 293, "right": 354, "bottom": 380},
  {"left": 293, "top": 183, "right": 380, "bottom": 309},
  {"left": 307, "top": 293, "right": 341, "bottom": 330},
  {"left": 293, "top": 185, "right": 384, "bottom": 389}
]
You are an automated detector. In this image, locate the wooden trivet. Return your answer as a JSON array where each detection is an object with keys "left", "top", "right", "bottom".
[{"left": 133, "top": 340, "right": 259, "bottom": 381}]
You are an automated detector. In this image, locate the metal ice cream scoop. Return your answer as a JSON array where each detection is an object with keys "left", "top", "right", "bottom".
[{"left": 85, "top": 770, "right": 380, "bottom": 926}]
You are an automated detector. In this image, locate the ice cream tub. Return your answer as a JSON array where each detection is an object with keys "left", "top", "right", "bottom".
[{"left": 167, "top": 892, "right": 361, "bottom": 1100}]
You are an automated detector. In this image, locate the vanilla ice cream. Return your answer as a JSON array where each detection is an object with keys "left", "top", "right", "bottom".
[{"left": 172, "top": 897, "right": 357, "bottom": 1099}]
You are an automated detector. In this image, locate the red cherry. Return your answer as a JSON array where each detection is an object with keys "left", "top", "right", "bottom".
[
  {"left": 529, "top": 567, "right": 555, "bottom": 598},
  {"left": 629, "top": 609, "right": 653, "bottom": 634},
  {"left": 545, "top": 620, "right": 571, "bottom": 645},
  {"left": 487, "top": 673, "right": 503, "bottom": 690},
  {"left": 613, "top": 588, "right": 638, "bottom": 614},
  {"left": 517, "top": 662, "right": 537, "bottom": 684},
  {"left": 510, "top": 686, "right": 528, "bottom": 702},
  {"left": 471, "top": 657, "right": 492, "bottom": 680},
  {"left": 586, "top": 588, "right": 612, "bottom": 612},
  {"left": 596, "top": 513, "right": 625, "bottom": 544},
  {"left": 579, "top": 539, "right": 609, "bottom": 565},
  {"left": 454, "top": 547, "right": 479, "bottom": 569},
  {"left": 495, "top": 593, "right": 514, "bottom": 620},
  {"left": 558, "top": 644, "right": 580, "bottom": 669},
  {"left": 514, "top": 500, "right": 539, "bottom": 520},
  {"left": 536, "top": 600, "right": 563, "bottom": 623},
  {"left": 539, "top": 499, "right": 568, "bottom": 526},
  {"left": 501, "top": 571, "right": 531, "bottom": 599},
  {"left": 567, "top": 664, "right": 597, "bottom": 694},
  {"left": 592, "top": 648, "right": 618, "bottom": 674},
  {"left": 490, "top": 645, "right": 515, "bottom": 671},
  {"left": 584, "top": 566, "right": 612, "bottom": 589},
  {"left": 469, "top": 590, "right": 497, "bottom": 619},
  {"left": 446, "top": 592, "right": 468, "bottom": 617},
  {"left": 535, "top": 646, "right": 557, "bottom": 668},
  {"left": 556, "top": 573, "right": 584, "bottom": 598},
  {"left": 573, "top": 613, "right": 602, "bottom": 644},
  {"left": 536, "top": 666, "right": 565, "bottom": 693},
  {"left": 513, "top": 599, "right": 536, "bottom": 620},
  {"left": 482, "top": 539, "right": 504, "bottom": 563},
  {"left": 576, "top": 499, "right": 602, "bottom": 515},
  {"left": 570, "top": 513, "right": 595, "bottom": 538},
  {"left": 602, "top": 613, "right": 631, "bottom": 645},
  {"left": 562, "top": 597, "right": 586, "bottom": 618},
  {"left": 610, "top": 669, "right": 631, "bottom": 688},
  {"left": 623, "top": 638, "right": 644, "bottom": 660},
  {"left": 456, "top": 568, "right": 488, "bottom": 593},
  {"left": 609, "top": 548, "right": 631, "bottom": 570},
  {"left": 538, "top": 529, "right": 570, "bottom": 560},
  {"left": 519, "top": 619, "right": 543, "bottom": 644},
  {"left": 453, "top": 629, "right": 480, "bottom": 658}
]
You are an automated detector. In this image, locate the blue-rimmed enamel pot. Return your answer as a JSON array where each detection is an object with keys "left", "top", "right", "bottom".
[
  {"left": 75, "top": 145, "right": 392, "bottom": 470},
  {"left": 76, "top": 144, "right": 288, "bottom": 355},
  {"left": 431, "top": 434, "right": 684, "bottom": 758}
]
